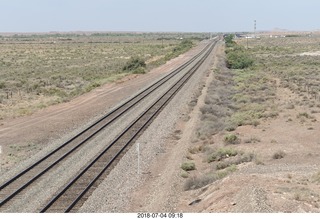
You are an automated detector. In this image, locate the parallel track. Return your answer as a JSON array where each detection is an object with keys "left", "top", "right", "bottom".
[
  {"left": 0, "top": 39, "right": 217, "bottom": 212},
  {"left": 41, "top": 40, "right": 217, "bottom": 212}
]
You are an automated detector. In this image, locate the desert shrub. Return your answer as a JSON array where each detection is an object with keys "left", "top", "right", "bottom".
[
  {"left": 164, "top": 39, "right": 194, "bottom": 60},
  {"left": 188, "top": 146, "right": 203, "bottom": 154},
  {"left": 207, "top": 147, "right": 238, "bottom": 163},
  {"left": 181, "top": 162, "right": 196, "bottom": 171},
  {"left": 215, "top": 161, "right": 230, "bottom": 170},
  {"left": 133, "top": 66, "right": 146, "bottom": 74},
  {"left": 224, "top": 34, "right": 236, "bottom": 47},
  {"left": 225, "top": 124, "right": 236, "bottom": 132},
  {"left": 184, "top": 165, "right": 237, "bottom": 191},
  {"left": 85, "top": 81, "right": 101, "bottom": 92},
  {"left": 226, "top": 45, "right": 254, "bottom": 69},
  {"left": 0, "top": 81, "right": 5, "bottom": 89},
  {"left": 181, "top": 171, "right": 189, "bottom": 178},
  {"left": 244, "top": 136, "right": 261, "bottom": 143},
  {"left": 184, "top": 175, "right": 215, "bottom": 191},
  {"left": 215, "top": 165, "right": 237, "bottom": 178},
  {"left": 227, "top": 51, "right": 253, "bottom": 69},
  {"left": 297, "top": 112, "right": 311, "bottom": 119},
  {"left": 224, "top": 134, "right": 240, "bottom": 145},
  {"left": 230, "top": 111, "right": 261, "bottom": 127},
  {"left": 272, "top": 150, "right": 286, "bottom": 159},
  {"left": 122, "top": 57, "right": 146, "bottom": 72},
  {"left": 215, "top": 153, "right": 255, "bottom": 170}
]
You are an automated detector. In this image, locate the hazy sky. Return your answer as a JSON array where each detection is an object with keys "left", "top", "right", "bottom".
[{"left": 0, "top": 0, "right": 319, "bottom": 32}]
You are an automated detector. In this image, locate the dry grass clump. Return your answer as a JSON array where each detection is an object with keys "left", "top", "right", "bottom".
[
  {"left": 297, "top": 112, "right": 312, "bottom": 119},
  {"left": 184, "top": 174, "right": 215, "bottom": 191},
  {"left": 223, "top": 134, "right": 240, "bottom": 145},
  {"left": 206, "top": 146, "right": 255, "bottom": 171},
  {"left": 188, "top": 145, "right": 205, "bottom": 154},
  {"left": 184, "top": 165, "right": 237, "bottom": 191},
  {"left": 180, "top": 171, "right": 189, "bottom": 178},
  {"left": 207, "top": 147, "right": 238, "bottom": 163},
  {"left": 181, "top": 162, "right": 196, "bottom": 171},
  {"left": 272, "top": 150, "right": 286, "bottom": 159},
  {"left": 215, "top": 153, "right": 255, "bottom": 170},
  {"left": 244, "top": 136, "right": 261, "bottom": 144}
]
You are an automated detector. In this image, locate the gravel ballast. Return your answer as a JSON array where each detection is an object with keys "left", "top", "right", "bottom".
[
  {"left": 1, "top": 41, "right": 211, "bottom": 212},
  {"left": 79, "top": 40, "right": 219, "bottom": 213}
]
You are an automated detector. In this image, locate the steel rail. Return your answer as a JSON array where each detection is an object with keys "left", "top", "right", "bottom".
[
  {"left": 0, "top": 41, "right": 212, "bottom": 208},
  {"left": 40, "top": 40, "right": 217, "bottom": 213}
]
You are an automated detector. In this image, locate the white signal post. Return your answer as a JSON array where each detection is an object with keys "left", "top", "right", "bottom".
[{"left": 136, "top": 143, "right": 140, "bottom": 175}]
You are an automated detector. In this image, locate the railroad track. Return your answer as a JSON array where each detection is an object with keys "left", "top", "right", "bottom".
[{"left": 0, "top": 39, "right": 217, "bottom": 212}]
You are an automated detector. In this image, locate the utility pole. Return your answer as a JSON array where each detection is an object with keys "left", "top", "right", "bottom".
[
  {"left": 254, "top": 20, "right": 257, "bottom": 38},
  {"left": 247, "top": 35, "right": 249, "bottom": 49}
]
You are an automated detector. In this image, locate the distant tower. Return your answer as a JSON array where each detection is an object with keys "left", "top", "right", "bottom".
[{"left": 254, "top": 20, "right": 257, "bottom": 37}]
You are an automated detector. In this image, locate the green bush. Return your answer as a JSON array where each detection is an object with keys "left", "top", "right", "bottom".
[
  {"left": 164, "top": 39, "right": 194, "bottom": 61},
  {"left": 226, "top": 50, "right": 254, "bottom": 69},
  {"left": 184, "top": 165, "right": 237, "bottom": 191},
  {"left": 225, "top": 44, "right": 253, "bottom": 69},
  {"left": 181, "top": 162, "right": 196, "bottom": 171},
  {"left": 224, "top": 134, "right": 240, "bottom": 145},
  {"left": 207, "top": 147, "right": 238, "bottom": 163},
  {"left": 184, "top": 175, "right": 215, "bottom": 191},
  {"left": 224, "top": 34, "right": 236, "bottom": 47},
  {"left": 122, "top": 57, "right": 146, "bottom": 72},
  {"left": 133, "top": 66, "right": 146, "bottom": 74}
]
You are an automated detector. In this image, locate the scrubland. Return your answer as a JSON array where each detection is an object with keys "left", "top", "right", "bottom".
[
  {"left": 179, "top": 35, "right": 320, "bottom": 212},
  {"left": 0, "top": 32, "right": 205, "bottom": 120}
]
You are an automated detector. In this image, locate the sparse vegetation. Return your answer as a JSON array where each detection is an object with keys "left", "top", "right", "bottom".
[
  {"left": 184, "top": 165, "right": 237, "bottom": 191},
  {"left": 224, "top": 34, "right": 236, "bottom": 47},
  {"left": 183, "top": 35, "right": 320, "bottom": 210},
  {"left": 122, "top": 57, "right": 146, "bottom": 73},
  {"left": 272, "top": 150, "right": 286, "bottom": 159},
  {"left": 244, "top": 136, "right": 261, "bottom": 144},
  {"left": 223, "top": 134, "right": 240, "bottom": 145},
  {"left": 226, "top": 46, "right": 254, "bottom": 69},
  {"left": 207, "top": 147, "right": 238, "bottom": 163},
  {"left": 164, "top": 39, "right": 194, "bottom": 61},
  {"left": 237, "top": 36, "right": 320, "bottom": 108},
  {"left": 180, "top": 171, "right": 189, "bottom": 178},
  {"left": 215, "top": 153, "right": 255, "bottom": 170},
  {"left": 181, "top": 162, "right": 196, "bottom": 171},
  {"left": 195, "top": 66, "right": 236, "bottom": 141},
  {"left": 225, "top": 36, "right": 253, "bottom": 69},
  {"left": 0, "top": 33, "right": 203, "bottom": 120}
]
